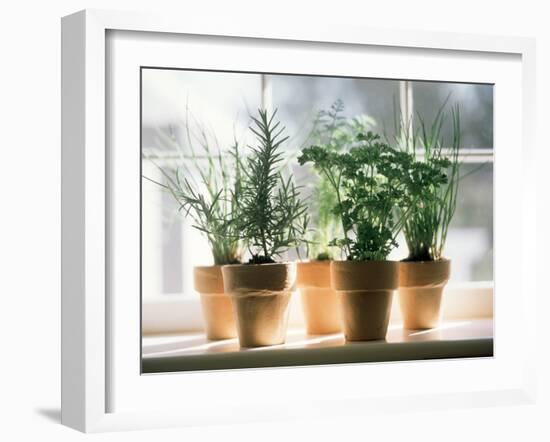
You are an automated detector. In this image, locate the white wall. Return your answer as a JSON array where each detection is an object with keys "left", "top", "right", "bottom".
[{"left": 0, "top": 1, "right": 548, "bottom": 440}]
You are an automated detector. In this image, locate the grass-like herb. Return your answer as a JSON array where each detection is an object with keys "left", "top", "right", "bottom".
[
  {"left": 394, "top": 103, "right": 461, "bottom": 262},
  {"left": 142, "top": 116, "right": 245, "bottom": 266},
  {"left": 237, "top": 109, "right": 309, "bottom": 264}
]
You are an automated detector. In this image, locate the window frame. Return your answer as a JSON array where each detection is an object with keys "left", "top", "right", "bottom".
[{"left": 61, "top": 10, "right": 535, "bottom": 431}]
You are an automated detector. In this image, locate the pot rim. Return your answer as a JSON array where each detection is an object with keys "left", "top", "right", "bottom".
[
  {"left": 398, "top": 258, "right": 451, "bottom": 288},
  {"left": 296, "top": 260, "right": 331, "bottom": 266},
  {"left": 330, "top": 259, "right": 398, "bottom": 290},
  {"left": 222, "top": 261, "right": 295, "bottom": 269},
  {"left": 222, "top": 261, "right": 297, "bottom": 292},
  {"left": 193, "top": 265, "right": 224, "bottom": 293},
  {"left": 194, "top": 264, "right": 222, "bottom": 270},
  {"left": 400, "top": 257, "right": 451, "bottom": 265},
  {"left": 296, "top": 260, "right": 331, "bottom": 288},
  {"left": 331, "top": 259, "right": 400, "bottom": 266},
  {"left": 297, "top": 259, "right": 333, "bottom": 263}
]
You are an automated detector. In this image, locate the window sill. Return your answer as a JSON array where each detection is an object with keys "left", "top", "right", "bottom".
[
  {"left": 142, "top": 318, "right": 493, "bottom": 373},
  {"left": 142, "top": 282, "right": 494, "bottom": 335}
]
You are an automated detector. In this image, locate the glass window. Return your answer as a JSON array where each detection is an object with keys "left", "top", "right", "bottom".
[
  {"left": 141, "top": 69, "right": 262, "bottom": 152},
  {"left": 270, "top": 75, "right": 401, "bottom": 149},
  {"left": 445, "top": 163, "right": 493, "bottom": 281},
  {"left": 141, "top": 70, "right": 494, "bottom": 297},
  {"left": 412, "top": 81, "right": 493, "bottom": 148}
]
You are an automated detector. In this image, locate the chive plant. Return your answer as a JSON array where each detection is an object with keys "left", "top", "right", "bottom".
[
  {"left": 143, "top": 119, "right": 245, "bottom": 265},
  {"left": 395, "top": 104, "right": 461, "bottom": 262}
]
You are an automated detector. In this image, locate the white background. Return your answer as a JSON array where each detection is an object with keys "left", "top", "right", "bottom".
[{"left": 0, "top": 0, "right": 548, "bottom": 441}]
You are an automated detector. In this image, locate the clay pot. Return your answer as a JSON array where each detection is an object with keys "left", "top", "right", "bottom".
[
  {"left": 331, "top": 260, "right": 398, "bottom": 341},
  {"left": 193, "top": 266, "right": 237, "bottom": 340},
  {"left": 222, "top": 263, "right": 296, "bottom": 348},
  {"left": 296, "top": 261, "right": 341, "bottom": 334},
  {"left": 398, "top": 259, "right": 451, "bottom": 329}
]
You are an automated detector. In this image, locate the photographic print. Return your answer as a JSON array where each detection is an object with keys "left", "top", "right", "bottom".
[{"left": 140, "top": 68, "right": 493, "bottom": 373}]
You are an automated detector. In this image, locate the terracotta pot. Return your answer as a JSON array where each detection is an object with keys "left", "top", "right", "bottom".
[
  {"left": 331, "top": 260, "right": 398, "bottom": 341},
  {"left": 222, "top": 262, "right": 296, "bottom": 348},
  {"left": 193, "top": 266, "right": 237, "bottom": 340},
  {"left": 296, "top": 261, "right": 341, "bottom": 334},
  {"left": 398, "top": 259, "right": 451, "bottom": 329}
]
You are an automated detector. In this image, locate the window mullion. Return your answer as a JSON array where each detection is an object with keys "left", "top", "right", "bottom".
[
  {"left": 261, "top": 74, "right": 273, "bottom": 113},
  {"left": 399, "top": 80, "right": 413, "bottom": 144}
]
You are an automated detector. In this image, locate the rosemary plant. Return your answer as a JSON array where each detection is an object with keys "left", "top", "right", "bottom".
[
  {"left": 397, "top": 104, "right": 461, "bottom": 262},
  {"left": 237, "top": 109, "right": 309, "bottom": 264},
  {"left": 299, "top": 131, "right": 425, "bottom": 261},
  {"left": 143, "top": 120, "right": 245, "bottom": 266}
]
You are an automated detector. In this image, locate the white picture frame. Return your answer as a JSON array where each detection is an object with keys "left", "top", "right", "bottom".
[{"left": 61, "top": 9, "right": 537, "bottom": 433}]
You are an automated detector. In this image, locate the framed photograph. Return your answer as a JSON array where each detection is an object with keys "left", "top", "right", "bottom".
[{"left": 61, "top": 9, "right": 537, "bottom": 432}]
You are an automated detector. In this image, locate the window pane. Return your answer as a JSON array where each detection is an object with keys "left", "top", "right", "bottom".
[
  {"left": 270, "top": 75, "right": 401, "bottom": 149},
  {"left": 412, "top": 81, "right": 493, "bottom": 148},
  {"left": 445, "top": 163, "right": 493, "bottom": 281},
  {"left": 161, "top": 178, "right": 183, "bottom": 293},
  {"left": 142, "top": 70, "right": 494, "bottom": 298},
  {"left": 142, "top": 69, "right": 262, "bottom": 152}
]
